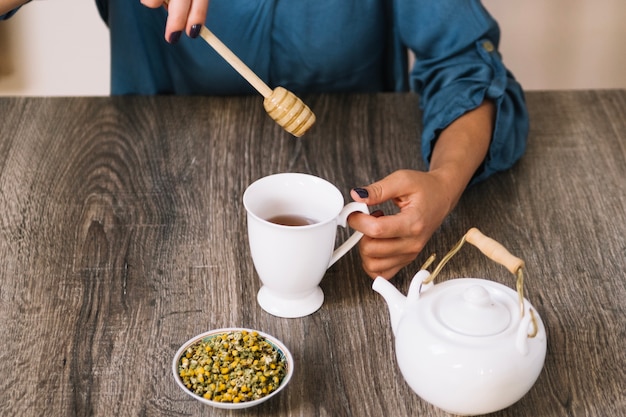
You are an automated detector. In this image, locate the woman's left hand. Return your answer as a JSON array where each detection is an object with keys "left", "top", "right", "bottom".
[
  {"left": 348, "top": 100, "right": 495, "bottom": 279},
  {"left": 347, "top": 169, "right": 455, "bottom": 280}
]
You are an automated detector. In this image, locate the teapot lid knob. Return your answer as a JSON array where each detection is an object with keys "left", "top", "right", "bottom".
[
  {"left": 437, "top": 284, "right": 512, "bottom": 337},
  {"left": 463, "top": 285, "right": 491, "bottom": 306}
]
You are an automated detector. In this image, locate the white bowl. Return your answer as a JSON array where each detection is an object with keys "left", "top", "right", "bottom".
[{"left": 172, "top": 328, "right": 294, "bottom": 409}]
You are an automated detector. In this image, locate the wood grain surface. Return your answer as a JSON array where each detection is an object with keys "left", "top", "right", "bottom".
[{"left": 0, "top": 91, "right": 624, "bottom": 416}]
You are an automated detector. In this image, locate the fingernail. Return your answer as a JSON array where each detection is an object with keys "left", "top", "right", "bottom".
[
  {"left": 168, "top": 30, "right": 182, "bottom": 44},
  {"left": 353, "top": 188, "right": 369, "bottom": 198},
  {"left": 190, "top": 24, "right": 201, "bottom": 38},
  {"left": 371, "top": 210, "right": 384, "bottom": 218}
]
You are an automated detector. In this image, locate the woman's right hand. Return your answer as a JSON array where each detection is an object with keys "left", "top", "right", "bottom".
[
  {"left": 1, "top": 0, "right": 31, "bottom": 16},
  {"left": 140, "top": 0, "right": 210, "bottom": 43}
]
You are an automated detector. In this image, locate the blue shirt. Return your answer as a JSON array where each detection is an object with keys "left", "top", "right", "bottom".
[{"left": 3, "top": 0, "right": 528, "bottom": 182}]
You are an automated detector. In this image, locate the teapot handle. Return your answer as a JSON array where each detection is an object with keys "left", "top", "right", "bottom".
[
  {"left": 423, "top": 228, "right": 539, "bottom": 339},
  {"left": 464, "top": 228, "right": 525, "bottom": 274}
]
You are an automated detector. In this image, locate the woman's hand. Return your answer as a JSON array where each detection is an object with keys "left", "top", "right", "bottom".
[
  {"left": 140, "top": 0, "right": 209, "bottom": 43},
  {"left": 347, "top": 169, "right": 454, "bottom": 279},
  {"left": 348, "top": 100, "right": 495, "bottom": 279},
  {"left": 0, "top": 0, "right": 30, "bottom": 16}
]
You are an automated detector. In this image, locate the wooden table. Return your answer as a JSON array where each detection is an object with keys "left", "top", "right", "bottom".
[{"left": 0, "top": 90, "right": 624, "bottom": 416}]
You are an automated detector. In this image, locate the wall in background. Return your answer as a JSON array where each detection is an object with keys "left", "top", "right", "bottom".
[
  {"left": 483, "top": 0, "right": 625, "bottom": 90},
  {"left": 0, "top": 0, "right": 110, "bottom": 96},
  {"left": 1, "top": 0, "right": 625, "bottom": 96}
]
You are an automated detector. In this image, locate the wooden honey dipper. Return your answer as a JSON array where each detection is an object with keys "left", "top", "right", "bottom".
[{"left": 161, "top": 3, "right": 316, "bottom": 137}]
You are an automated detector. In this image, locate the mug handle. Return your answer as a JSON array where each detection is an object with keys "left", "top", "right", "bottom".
[{"left": 328, "top": 202, "right": 369, "bottom": 268}]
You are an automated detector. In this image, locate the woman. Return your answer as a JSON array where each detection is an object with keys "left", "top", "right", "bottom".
[{"left": 1, "top": 0, "right": 528, "bottom": 279}]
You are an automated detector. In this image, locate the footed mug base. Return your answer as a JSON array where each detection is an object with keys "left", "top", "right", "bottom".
[{"left": 257, "top": 285, "right": 324, "bottom": 318}]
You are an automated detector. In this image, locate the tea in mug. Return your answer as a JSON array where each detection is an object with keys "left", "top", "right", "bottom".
[{"left": 266, "top": 214, "right": 318, "bottom": 227}]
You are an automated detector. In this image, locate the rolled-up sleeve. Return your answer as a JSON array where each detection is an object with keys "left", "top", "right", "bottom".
[{"left": 396, "top": 0, "right": 529, "bottom": 184}]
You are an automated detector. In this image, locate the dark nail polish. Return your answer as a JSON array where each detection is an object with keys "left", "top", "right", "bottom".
[
  {"left": 190, "top": 24, "right": 201, "bottom": 39},
  {"left": 354, "top": 188, "right": 369, "bottom": 198},
  {"left": 168, "top": 30, "right": 182, "bottom": 44},
  {"left": 371, "top": 210, "right": 385, "bottom": 218}
]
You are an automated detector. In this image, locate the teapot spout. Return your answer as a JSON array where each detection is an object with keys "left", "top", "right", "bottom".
[{"left": 372, "top": 277, "right": 406, "bottom": 336}]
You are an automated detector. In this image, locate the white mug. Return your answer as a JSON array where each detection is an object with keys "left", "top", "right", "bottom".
[{"left": 243, "top": 173, "right": 369, "bottom": 318}]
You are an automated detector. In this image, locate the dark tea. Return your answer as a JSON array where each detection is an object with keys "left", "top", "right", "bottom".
[{"left": 266, "top": 214, "right": 318, "bottom": 226}]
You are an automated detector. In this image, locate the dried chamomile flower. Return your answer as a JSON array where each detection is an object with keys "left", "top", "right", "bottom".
[{"left": 178, "top": 330, "right": 287, "bottom": 403}]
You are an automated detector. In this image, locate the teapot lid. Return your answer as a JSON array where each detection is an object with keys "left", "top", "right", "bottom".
[{"left": 435, "top": 282, "right": 512, "bottom": 336}]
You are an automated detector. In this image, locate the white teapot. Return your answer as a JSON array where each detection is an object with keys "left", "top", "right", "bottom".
[{"left": 373, "top": 228, "right": 546, "bottom": 416}]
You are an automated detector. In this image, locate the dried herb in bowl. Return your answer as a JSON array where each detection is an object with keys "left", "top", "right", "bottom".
[{"left": 177, "top": 330, "right": 288, "bottom": 403}]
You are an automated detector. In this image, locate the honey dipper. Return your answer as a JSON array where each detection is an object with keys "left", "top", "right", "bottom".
[{"left": 161, "top": 3, "right": 316, "bottom": 137}]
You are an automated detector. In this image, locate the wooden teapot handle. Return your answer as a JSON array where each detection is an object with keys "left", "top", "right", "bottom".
[{"left": 465, "top": 228, "right": 525, "bottom": 274}]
